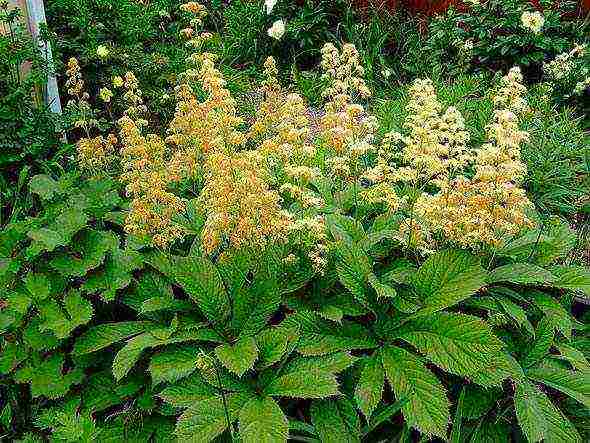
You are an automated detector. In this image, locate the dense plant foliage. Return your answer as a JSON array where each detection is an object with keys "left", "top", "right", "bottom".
[
  {"left": 0, "top": 2, "right": 68, "bottom": 224},
  {"left": 427, "top": 0, "right": 590, "bottom": 114},
  {"left": 1, "top": 1, "right": 589, "bottom": 442}
]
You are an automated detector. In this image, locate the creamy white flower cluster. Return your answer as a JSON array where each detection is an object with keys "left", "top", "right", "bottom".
[{"left": 521, "top": 11, "right": 544, "bottom": 34}]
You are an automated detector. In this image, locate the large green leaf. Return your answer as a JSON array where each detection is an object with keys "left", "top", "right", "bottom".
[
  {"left": 522, "top": 316, "right": 555, "bottom": 368},
  {"left": 354, "top": 354, "right": 385, "bottom": 420},
  {"left": 74, "top": 321, "right": 153, "bottom": 355},
  {"left": 397, "top": 312, "right": 504, "bottom": 379},
  {"left": 149, "top": 344, "right": 199, "bottom": 385},
  {"left": 335, "top": 241, "right": 372, "bottom": 305},
  {"left": 215, "top": 337, "right": 258, "bottom": 377},
  {"left": 175, "top": 393, "right": 251, "bottom": 442},
  {"left": 83, "top": 248, "right": 143, "bottom": 301},
  {"left": 282, "top": 311, "right": 376, "bottom": 356},
  {"left": 311, "top": 398, "right": 361, "bottom": 443},
  {"left": 514, "top": 381, "right": 581, "bottom": 443},
  {"left": 232, "top": 270, "right": 280, "bottom": 337},
  {"left": 239, "top": 397, "right": 288, "bottom": 443},
  {"left": 526, "top": 368, "right": 590, "bottom": 408},
  {"left": 113, "top": 328, "right": 220, "bottom": 381},
  {"left": 38, "top": 292, "right": 93, "bottom": 339},
  {"left": 411, "top": 249, "right": 487, "bottom": 316},
  {"left": 14, "top": 354, "right": 84, "bottom": 399},
  {"left": 381, "top": 346, "right": 450, "bottom": 438},
  {"left": 550, "top": 265, "right": 590, "bottom": 297},
  {"left": 158, "top": 372, "right": 218, "bottom": 407},
  {"left": 263, "top": 354, "right": 342, "bottom": 399},
  {"left": 488, "top": 263, "right": 556, "bottom": 285},
  {"left": 50, "top": 230, "right": 118, "bottom": 277},
  {"left": 173, "top": 256, "right": 230, "bottom": 325}
]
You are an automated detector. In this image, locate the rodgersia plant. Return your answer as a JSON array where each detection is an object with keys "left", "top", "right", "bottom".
[{"left": 2, "top": 2, "right": 590, "bottom": 443}]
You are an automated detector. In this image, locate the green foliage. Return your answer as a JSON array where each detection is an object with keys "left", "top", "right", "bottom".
[
  {"left": 2, "top": 2, "right": 589, "bottom": 442},
  {"left": 428, "top": 0, "right": 588, "bottom": 77},
  {"left": 0, "top": 5, "right": 67, "bottom": 223}
]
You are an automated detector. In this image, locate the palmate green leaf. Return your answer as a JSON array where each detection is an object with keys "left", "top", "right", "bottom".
[
  {"left": 283, "top": 311, "right": 376, "bottom": 356},
  {"left": 158, "top": 371, "right": 218, "bottom": 408},
  {"left": 173, "top": 256, "right": 230, "bottom": 325},
  {"left": 381, "top": 346, "right": 450, "bottom": 438},
  {"left": 514, "top": 381, "right": 581, "bottom": 443},
  {"left": 239, "top": 397, "right": 288, "bottom": 443},
  {"left": 14, "top": 354, "right": 84, "bottom": 399},
  {"left": 488, "top": 263, "right": 556, "bottom": 285},
  {"left": 149, "top": 344, "right": 200, "bottom": 385},
  {"left": 215, "top": 337, "right": 258, "bottom": 376},
  {"left": 354, "top": 354, "right": 385, "bottom": 420},
  {"left": 311, "top": 398, "right": 361, "bottom": 443},
  {"left": 74, "top": 321, "right": 153, "bottom": 355},
  {"left": 526, "top": 368, "right": 590, "bottom": 408},
  {"left": 50, "top": 230, "right": 118, "bottom": 277},
  {"left": 411, "top": 249, "right": 487, "bottom": 316},
  {"left": 397, "top": 312, "right": 504, "bottom": 379},
  {"left": 550, "top": 265, "right": 590, "bottom": 297},
  {"left": 38, "top": 292, "right": 94, "bottom": 339},
  {"left": 175, "top": 392, "right": 251, "bottom": 442}
]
